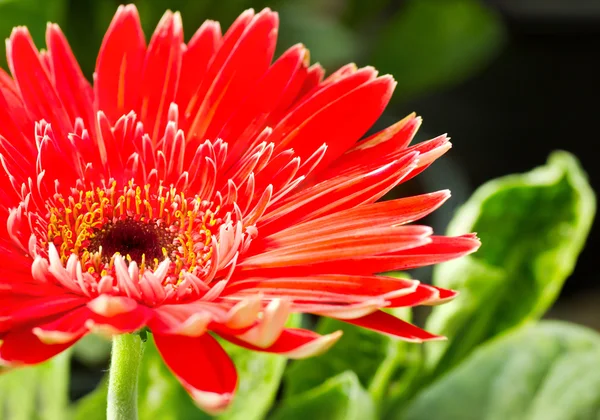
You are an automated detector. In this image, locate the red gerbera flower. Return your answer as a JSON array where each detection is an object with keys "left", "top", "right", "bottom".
[{"left": 0, "top": 4, "right": 479, "bottom": 413}]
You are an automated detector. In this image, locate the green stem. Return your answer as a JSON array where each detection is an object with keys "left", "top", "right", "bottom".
[{"left": 107, "top": 333, "right": 145, "bottom": 420}]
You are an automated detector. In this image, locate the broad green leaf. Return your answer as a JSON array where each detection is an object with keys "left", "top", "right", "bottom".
[
  {"left": 270, "top": 371, "right": 376, "bottom": 420},
  {"left": 371, "top": 0, "right": 505, "bottom": 100},
  {"left": 0, "top": 0, "right": 67, "bottom": 70},
  {"left": 398, "top": 321, "right": 600, "bottom": 420},
  {"left": 0, "top": 351, "right": 71, "bottom": 420},
  {"left": 284, "top": 290, "right": 416, "bottom": 405},
  {"left": 73, "top": 315, "right": 300, "bottom": 420},
  {"left": 426, "top": 151, "right": 595, "bottom": 374}
]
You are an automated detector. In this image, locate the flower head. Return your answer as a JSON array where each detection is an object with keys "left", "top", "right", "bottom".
[{"left": 0, "top": 4, "right": 479, "bottom": 413}]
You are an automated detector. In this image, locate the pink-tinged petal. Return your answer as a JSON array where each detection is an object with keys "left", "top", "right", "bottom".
[
  {"left": 154, "top": 332, "right": 237, "bottom": 414},
  {"left": 237, "top": 298, "right": 291, "bottom": 348},
  {"left": 95, "top": 4, "right": 146, "bottom": 123},
  {"left": 86, "top": 305, "right": 150, "bottom": 337},
  {"left": 0, "top": 328, "right": 79, "bottom": 365},
  {"left": 87, "top": 295, "right": 138, "bottom": 317},
  {"left": 223, "top": 328, "right": 342, "bottom": 359},
  {"left": 298, "top": 299, "right": 388, "bottom": 319},
  {"left": 344, "top": 311, "right": 445, "bottom": 342},
  {"left": 260, "top": 191, "right": 450, "bottom": 248},
  {"left": 350, "top": 112, "right": 420, "bottom": 153},
  {"left": 177, "top": 20, "right": 222, "bottom": 119},
  {"left": 32, "top": 306, "right": 90, "bottom": 344},
  {"left": 258, "top": 152, "right": 421, "bottom": 235},
  {"left": 239, "top": 226, "right": 431, "bottom": 270},
  {"left": 387, "top": 283, "right": 440, "bottom": 308},
  {"left": 224, "top": 275, "right": 418, "bottom": 304},
  {"left": 316, "top": 133, "right": 450, "bottom": 189},
  {"left": 224, "top": 294, "right": 262, "bottom": 330},
  {"left": 247, "top": 234, "right": 480, "bottom": 278},
  {"left": 138, "top": 10, "right": 183, "bottom": 142},
  {"left": 149, "top": 302, "right": 230, "bottom": 336},
  {"left": 423, "top": 286, "right": 458, "bottom": 305},
  {"left": 7, "top": 27, "right": 72, "bottom": 139},
  {"left": 46, "top": 23, "right": 95, "bottom": 133},
  {"left": 152, "top": 309, "right": 213, "bottom": 338}
]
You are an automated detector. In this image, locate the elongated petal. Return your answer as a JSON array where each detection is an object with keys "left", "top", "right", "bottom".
[
  {"left": 240, "top": 225, "right": 431, "bottom": 270},
  {"left": 258, "top": 152, "right": 420, "bottom": 235},
  {"left": 8, "top": 28, "right": 72, "bottom": 138},
  {"left": 344, "top": 311, "right": 445, "bottom": 342},
  {"left": 46, "top": 23, "right": 95, "bottom": 132},
  {"left": 32, "top": 306, "right": 89, "bottom": 344},
  {"left": 260, "top": 191, "right": 450, "bottom": 248},
  {"left": 224, "top": 275, "right": 418, "bottom": 304},
  {"left": 0, "top": 328, "right": 80, "bottom": 365},
  {"left": 95, "top": 4, "right": 146, "bottom": 122},
  {"left": 138, "top": 11, "right": 183, "bottom": 141},
  {"left": 223, "top": 328, "right": 342, "bottom": 359},
  {"left": 154, "top": 333, "right": 237, "bottom": 414}
]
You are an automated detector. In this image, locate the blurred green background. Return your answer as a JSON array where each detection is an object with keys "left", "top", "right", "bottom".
[{"left": 0, "top": 0, "right": 598, "bottom": 404}]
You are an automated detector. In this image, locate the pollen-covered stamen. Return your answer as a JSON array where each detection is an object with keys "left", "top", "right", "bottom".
[{"left": 39, "top": 182, "right": 232, "bottom": 284}]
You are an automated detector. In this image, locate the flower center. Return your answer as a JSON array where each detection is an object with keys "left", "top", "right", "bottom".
[
  {"left": 43, "top": 181, "right": 222, "bottom": 277},
  {"left": 87, "top": 218, "right": 176, "bottom": 264}
]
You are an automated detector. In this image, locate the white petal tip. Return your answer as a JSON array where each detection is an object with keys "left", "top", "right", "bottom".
[{"left": 285, "top": 330, "right": 344, "bottom": 359}]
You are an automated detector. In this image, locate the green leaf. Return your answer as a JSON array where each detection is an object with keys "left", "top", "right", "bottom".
[
  {"left": 270, "top": 371, "right": 376, "bottom": 420},
  {"left": 0, "top": 350, "right": 71, "bottom": 420},
  {"left": 426, "top": 151, "right": 595, "bottom": 374},
  {"left": 0, "top": 0, "right": 67, "bottom": 70},
  {"left": 397, "top": 321, "right": 600, "bottom": 420},
  {"left": 284, "top": 312, "right": 415, "bottom": 406},
  {"left": 284, "top": 278, "right": 416, "bottom": 406},
  {"left": 73, "top": 315, "right": 301, "bottom": 420},
  {"left": 371, "top": 0, "right": 505, "bottom": 100}
]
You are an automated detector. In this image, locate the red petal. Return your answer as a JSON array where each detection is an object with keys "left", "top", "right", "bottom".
[
  {"left": 0, "top": 328, "right": 79, "bottom": 365},
  {"left": 176, "top": 20, "right": 222, "bottom": 119},
  {"left": 95, "top": 4, "right": 146, "bottom": 123},
  {"left": 344, "top": 311, "right": 445, "bottom": 342},
  {"left": 258, "top": 151, "right": 420, "bottom": 235},
  {"left": 87, "top": 304, "right": 150, "bottom": 337},
  {"left": 187, "top": 9, "right": 279, "bottom": 143},
  {"left": 33, "top": 306, "right": 90, "bottom": 344},
  {"left": 223, "top": 327, "right": 342, "bottom": 359},
  {"left": 46, "top": 23, "right": 95, "bottom": 133},
  {"left": 224, "top": 275, "right": 418, "bottom": 303},
  {"left": 244, "top": 234, "right": 480, "bottom": 277},
  {"left": 138, "top": 11, "right": 183, "bottom": 142},
  {"left": 239, "top": 225, "right": 431, "bottom": 270},
  {"left": 154, "top": 333, "right": 237, "bottom": 414},
  {"left": 259, "top": 190, "right": 450, "bottom": 249},
  {"left": 7, "top": 27, "right": 72, "bottom": 139},
  {"left": 220, "top": 44, "right": 309, "bottom": 163},
  {"left": 0, "top": 294, "right": 87, "bottom": 333},
  {"left": 281, "top": 75, "right": 396, "bottom": 169}
]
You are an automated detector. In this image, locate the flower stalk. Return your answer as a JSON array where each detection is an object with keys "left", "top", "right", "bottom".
[{"left": 107, "top": 333, "right": 145, "bottom": 420}]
